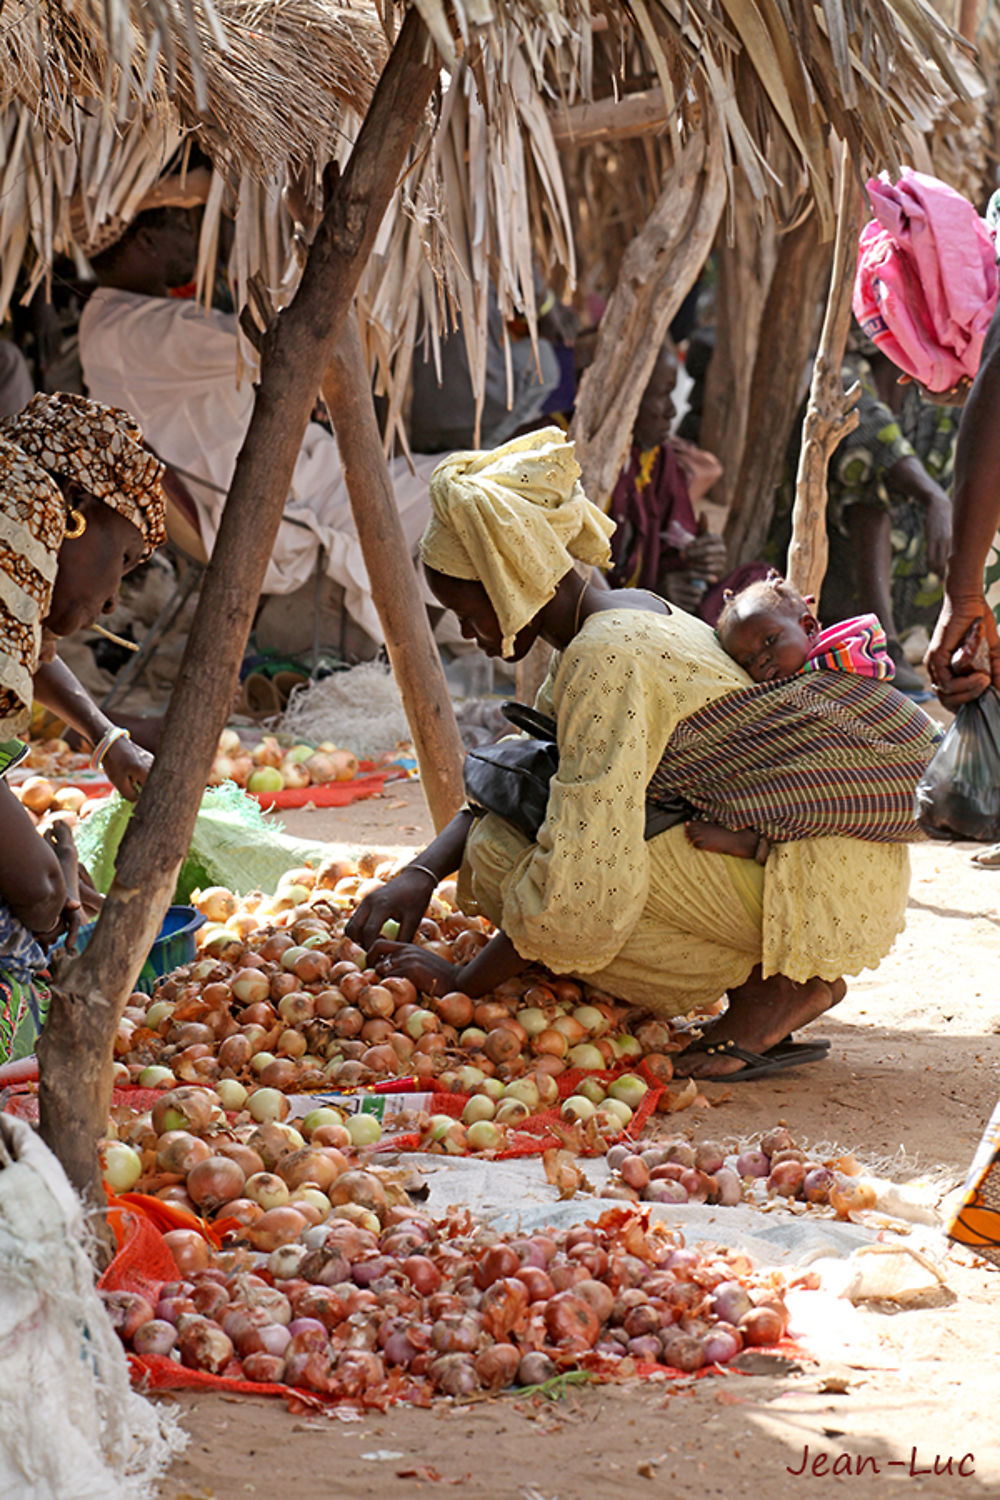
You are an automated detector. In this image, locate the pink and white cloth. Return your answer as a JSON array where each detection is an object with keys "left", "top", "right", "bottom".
[
  {"left": 803, "top": 613, "right": 894, "bottom": 681},
  {"left": 853, "top": 169, "right": 998, "bottom": 393}
]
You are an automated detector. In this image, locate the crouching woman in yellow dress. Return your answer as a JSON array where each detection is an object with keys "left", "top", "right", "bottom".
[{"left": 348, "top": 428, "right": 933, "bottom": 1080}]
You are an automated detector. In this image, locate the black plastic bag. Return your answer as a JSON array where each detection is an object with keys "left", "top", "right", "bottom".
[
  {"left": 915, "top": 686, "right": 1000, "bottom": 841},
  {"left": 463, "top": 701, "right": 691, "bottom": 842}
]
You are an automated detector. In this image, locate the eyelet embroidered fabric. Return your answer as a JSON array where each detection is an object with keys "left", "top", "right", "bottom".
[{"left": 461, "top": 608, "right": 912, "bottom": 1012}]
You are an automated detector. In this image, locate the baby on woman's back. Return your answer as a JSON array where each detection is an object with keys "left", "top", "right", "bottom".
[{"left": 685, "top": 571, "right": 894, "bottom": 863}]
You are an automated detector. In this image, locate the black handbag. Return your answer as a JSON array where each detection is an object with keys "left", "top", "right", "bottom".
[{"left": 463, "top": 701, "right": 691, "bottom": 841}]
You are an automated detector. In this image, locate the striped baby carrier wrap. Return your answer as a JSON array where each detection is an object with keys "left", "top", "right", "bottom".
[{"left": 646, "top": 673, "right": 941, "bottom": 844}]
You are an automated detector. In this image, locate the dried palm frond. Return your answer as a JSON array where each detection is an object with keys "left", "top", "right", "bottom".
[
  {"left": 356, "top": 34, "right": 578, "bottom": 450},
  {"left": 0, "top": 1, "right": 385, "bottom": 179},
  {"left": 0, "top": 0, "right": 977, "bottom": 431},
  {"left": 914, "top": 0, "right": 992, "bottom": 205}
]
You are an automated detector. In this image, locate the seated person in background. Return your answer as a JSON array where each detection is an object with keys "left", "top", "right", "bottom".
[
  {"left": 78, "top": 194, "right": 442, "bottom": 660},
  {"left": 687, "top": 572, "right": 903, "bottom": 863},
  {"left": 604, "top": 342, "right": 757, "bottom": 619},
  {"left": 409, "top": 282, "right": 577, "bottom": 454},
  {"left": 820, "top": 338, "right": 958, "bottom": 690}
]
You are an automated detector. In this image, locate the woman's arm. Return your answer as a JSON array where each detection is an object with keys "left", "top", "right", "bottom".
[
  {"left": 345, "top": 811, "right": 475, "bottom": 951},
  {"left": 884, "top": 455, "right": 952, "bottom": 577},
  {"left": 926, "top": 300, "right": 1000, "bottom": 703},
  {"left": 0, "top": 782, "right": 67, "bottom": 933},
  {"left": 32, "top": 658, "right": 152, "bottom": 800},
  {"left": 491, "top": 621, "right": 668, "bottom": 976}
]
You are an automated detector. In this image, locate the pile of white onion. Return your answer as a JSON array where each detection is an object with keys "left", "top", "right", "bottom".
[
  {"left": 100, "top": 1201, "right": 793, "bottom": 1395},
  {"left": 100, "top": 1083, "right": 396, "bottom": 1231},
  {"left": 112, "top": 859, "right": 691, "bottom": 1136},
  {"left": 209, "top": 730, "right": 359, "bottom": 796}
]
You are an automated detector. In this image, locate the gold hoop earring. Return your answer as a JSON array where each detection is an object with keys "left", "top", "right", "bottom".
[{"left": 64, "top": 509, "right": 87, "bottom": 540}]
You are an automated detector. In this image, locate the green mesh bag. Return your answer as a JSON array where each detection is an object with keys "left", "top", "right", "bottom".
[{"left": 74, "top": 783, "right": 336, "bottom": 900}]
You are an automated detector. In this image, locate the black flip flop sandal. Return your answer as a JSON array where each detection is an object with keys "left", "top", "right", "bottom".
[{"left": 674, "top": 1035, "right": 831, "bottom": 1082}]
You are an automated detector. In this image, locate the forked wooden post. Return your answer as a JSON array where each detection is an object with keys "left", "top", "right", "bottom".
[
  {"left": 323, "top": 323, "right": 465, "bottom": 831},
  {"left": 36, "top": 10, "right": 440, "bottom": 1233},
  {"left": 570, "top": 125, "right": 726, "bottom": 507},
  {"left": 786, "top": 141, "right": 863, "bottom": 599}
]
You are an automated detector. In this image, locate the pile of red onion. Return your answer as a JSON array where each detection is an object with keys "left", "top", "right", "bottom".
[
  {"left": 606, "top": 1127, "right": 877, "bottom": 1217},
  {"left": 101, "top": 1204, "right": 791, "bottom": 1398}
]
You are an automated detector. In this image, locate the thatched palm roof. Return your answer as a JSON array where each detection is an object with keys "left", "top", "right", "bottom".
[{"left": 0, "top": 0, "right": 978, "bottom": 421}]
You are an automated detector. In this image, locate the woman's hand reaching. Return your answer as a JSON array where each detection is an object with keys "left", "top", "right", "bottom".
[
  {"left": 926, "top": 593, "right": 1000, "bottom": 707},
  {"left": 367, "top": 938, "right": 459, "bottom": 997},
  {"left": 35, "top": 820, "right": 83, "bottom": 951},
  {"left": 76, "top": 863, "right": 104, "bottom": 920},
  {"left": 345, "top": 866, "right": 437, "bottom": 951},
  {"left": 103, "top": 735, "right": 154, "bottom": 802},
  {"left": 370, "top": 928, "right": 526, "bottom": 1001}
]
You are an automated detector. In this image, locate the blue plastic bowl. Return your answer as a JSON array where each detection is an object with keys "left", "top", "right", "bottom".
[{"left": 74, "top": 904, "right": 205, "bottom": 994}]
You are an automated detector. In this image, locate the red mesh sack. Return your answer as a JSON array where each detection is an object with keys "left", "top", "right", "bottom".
[{"left": 1, "top": 1082, "right": 170, "bottom": 1124}]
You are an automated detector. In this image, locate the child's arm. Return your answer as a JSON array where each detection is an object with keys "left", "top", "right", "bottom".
[{"left": 684, "top": 821, "right": 771, "bottom": 863}]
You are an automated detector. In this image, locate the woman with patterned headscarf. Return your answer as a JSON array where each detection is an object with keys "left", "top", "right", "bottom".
[
  {"left": 0, "top": 392, "right": 166, "bottom": 1061},
  {"left": 347, "top": 427, "right": 923, "bottom": 1081}
]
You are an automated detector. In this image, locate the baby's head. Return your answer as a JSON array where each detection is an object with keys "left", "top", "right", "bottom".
[{"left": 716, "top": 573, "right": 819, "bottom": 683}]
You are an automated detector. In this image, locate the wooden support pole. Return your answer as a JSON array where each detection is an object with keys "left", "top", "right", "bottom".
[
  {"left": 323, "top": 322, "right": 465, "bottom": 832},
  {"left": 957, "top": 0, "right": 979, "bottom": 41},
  {"left": 550, "top": 88, "right": 669, "bottom": 149},
  {"left": 723, "top": 214, "right": 832, "bottom": 565},
  {"left": 786, "top": 143, "right": 862, "bottom": 600},
  {"left": 36, "top": 9, "right": 440, "bottom": 1225},
  {"left": 700, "top": 179, "right": 778, "bottom": 518},
  {"left": 570, "top": 125, "right": 726, "bottom": 507}
]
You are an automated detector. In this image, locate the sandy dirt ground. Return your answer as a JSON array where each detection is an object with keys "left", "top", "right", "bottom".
[{"left": 159, "top": 779, "right": 1000, "bottom": 1500}]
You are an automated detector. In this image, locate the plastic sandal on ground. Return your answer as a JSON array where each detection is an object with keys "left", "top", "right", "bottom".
[{"left": 672, "top": 1035, "right": 832, "bottom": 1082}]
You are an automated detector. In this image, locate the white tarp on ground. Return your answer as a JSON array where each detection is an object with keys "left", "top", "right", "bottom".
[
  {"left": 399, "top": 1151, "right": 882, "bottom": 1263},
  {"left": 0, "top": 1116, "right": 184, "bottom": 1499}
]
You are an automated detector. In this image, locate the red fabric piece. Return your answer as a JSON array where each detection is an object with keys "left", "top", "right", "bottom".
[
  {"left": 2, "top": 1082, "right": 172, "bottom": 1123},
  {"left": 244, "top": 769, "right": 391, "bottom": 810},
  {"left": 607, "top": 443, "right": 698, "bottom": 592}
]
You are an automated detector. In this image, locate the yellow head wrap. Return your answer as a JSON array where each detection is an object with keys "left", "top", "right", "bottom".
[{"left": 421, "top": 427, "right": 614, "bottom": 657}]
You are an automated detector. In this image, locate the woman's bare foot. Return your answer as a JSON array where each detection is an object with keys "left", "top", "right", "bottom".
[
  {"left": 685, "top": 821, "right": 761, "bottom": 860},
  {"left": 674, "top": 968, "right": 846, "bottom": 1079}
]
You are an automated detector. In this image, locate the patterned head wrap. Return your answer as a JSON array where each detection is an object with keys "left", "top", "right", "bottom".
[
  {"left": 421, "top": 427, "right": 615, "bottom": 657},
  {"left": 0, "top": 393, "right": 166, "bottom": 735},
  {"left": 1, "top": 393, "right": 166, "bottom": 562}
]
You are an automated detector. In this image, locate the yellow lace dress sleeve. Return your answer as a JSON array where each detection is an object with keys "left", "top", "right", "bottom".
[{"left": 496, "top": 608, "right": 743, "bottom": 975}]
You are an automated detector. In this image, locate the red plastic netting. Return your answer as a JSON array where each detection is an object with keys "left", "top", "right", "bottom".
[
  {"left": 99, "top": 1202, "right": 305, "bottom": 1401},
  {"left": 1, "top": 1084, "right": 167, "bottom": 1124}
]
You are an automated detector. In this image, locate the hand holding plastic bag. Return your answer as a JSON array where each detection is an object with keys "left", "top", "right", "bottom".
[{"left": 916, "top": 622, "right": 1000, "bottom": 839}]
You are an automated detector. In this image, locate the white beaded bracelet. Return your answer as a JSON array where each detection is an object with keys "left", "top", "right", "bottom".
[{"left": 90, "top": 725, "right": 131, "bottom": 771}]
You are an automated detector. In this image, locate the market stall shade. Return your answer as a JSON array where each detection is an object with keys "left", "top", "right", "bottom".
[{"left": 0, "top": 0, "right": 975, "bottom": 434}]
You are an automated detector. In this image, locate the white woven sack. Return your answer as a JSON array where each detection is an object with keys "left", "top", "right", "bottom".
[{"left": 0, "top": 1114, "right": 184, "bottom": 1498}]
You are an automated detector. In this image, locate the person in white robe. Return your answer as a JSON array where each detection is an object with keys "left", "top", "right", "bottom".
[{"left": 78, "top": 206, "right": 440, "bottom": 649}]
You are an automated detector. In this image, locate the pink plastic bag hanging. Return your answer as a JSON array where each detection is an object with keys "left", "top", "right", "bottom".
[{"left": 853, "top": 168, "right": 998, "bottom": 392}]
